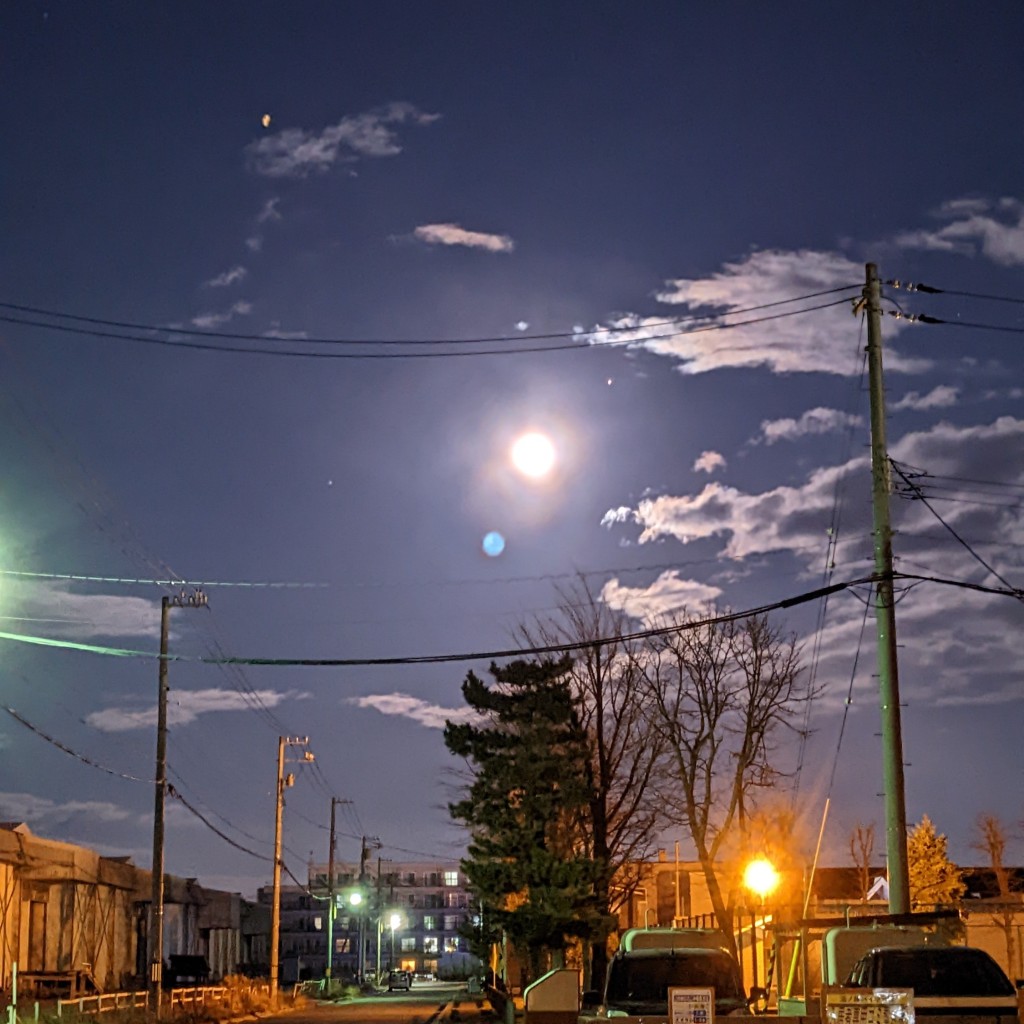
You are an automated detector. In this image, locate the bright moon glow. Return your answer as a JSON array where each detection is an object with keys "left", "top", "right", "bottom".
[{"left": 511, "top": 432, "right": 556, "bottom": 478}]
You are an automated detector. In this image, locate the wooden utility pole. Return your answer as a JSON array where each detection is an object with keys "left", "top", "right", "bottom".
[
  {"left": 270, "top": 736, "right": 314, "bottom": 1001},
  {"left": 864, "top": 262, "right": 911, "bottom": 914},
  {"left": 149, "top": 589, "right": 207, "bottom": 1017}
]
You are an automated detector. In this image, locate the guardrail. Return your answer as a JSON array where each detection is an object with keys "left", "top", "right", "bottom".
[
  {"left": 56, "top": 992, "right": 147, "bottom": 1016},
  {"left": 56, "top": 984, "right": 262, "bottom": 1017}
]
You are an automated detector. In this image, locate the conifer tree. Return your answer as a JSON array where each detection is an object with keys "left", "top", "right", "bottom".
[
  {"left": 907, "top": 814, "right": 965, "bottom": 910},
  {"left": 445, "top": 657, "right": 604, "bottom": 982}
]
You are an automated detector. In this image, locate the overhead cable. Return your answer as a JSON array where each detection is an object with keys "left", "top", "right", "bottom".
[
  {"left": 0, "top": 572, "right": 992, "bottom": 668},
  {"left": 0, "top": 297, "right": 859, "bottom": 360},
  {"left": 0, "top": 285, "right": 860, "bottom": 347},
  {"left": 886, "top": 280, "right": 1024, "bottom": 306}
]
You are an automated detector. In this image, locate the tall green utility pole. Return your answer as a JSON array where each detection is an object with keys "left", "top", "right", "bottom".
[{"left": 864, "top": 262, "right": 911, "bottom": 914}]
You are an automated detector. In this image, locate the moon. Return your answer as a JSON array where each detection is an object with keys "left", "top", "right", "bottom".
[{"left": 511, "top": 432, "right": 556, "bottom": 479}]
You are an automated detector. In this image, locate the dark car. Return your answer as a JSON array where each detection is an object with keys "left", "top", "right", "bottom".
[
  {"left": 584, "top": 946, "right": 747, "bottom": 1020},
  {"left": 387, "top": 969, "right": 412, "bottom": 992},
  {"left": 844, "top": 945, "right": 1017, "bottom": 1019}
]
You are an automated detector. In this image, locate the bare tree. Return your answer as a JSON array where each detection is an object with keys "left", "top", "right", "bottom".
[
  {"left": 518, "top": 575, "right": 663, "bottom": 991},
  {"left": 972, "top": 814, "right": 1019, "bottom": 975},
  {"left": 641, "top": 609, "right": 809, "bottom": 960},
  {"left": 849, "top": 822, "right": 876, "bottom": 901}
]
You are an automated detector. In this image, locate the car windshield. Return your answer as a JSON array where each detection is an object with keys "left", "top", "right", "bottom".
[
  {"left": 874, "top": 949, "right": 1014, "bottom": 996},
  {"left": 605, "top": 952, "right": 744, "bottom": 1012}
]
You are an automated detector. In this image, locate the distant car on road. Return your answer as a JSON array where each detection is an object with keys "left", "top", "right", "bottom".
[{"left": 387, "top": 969, "right": 412, "bottom": 991}]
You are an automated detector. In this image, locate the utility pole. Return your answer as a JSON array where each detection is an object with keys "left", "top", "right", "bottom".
[
  {"left": 357, "top": 835, "right": 380, "bottom": 982},
  {"left": 270, "top": 736, "right": 314, "bottom": 1001},
  {"left": 324, "top": 796, "right": 350, "bottom": 986},
  {"left": 148, "top": 589, "right": 207, "bottom": 1017},
  {"left": 864, "top": 262, "right": 911, "bottom": 914}
]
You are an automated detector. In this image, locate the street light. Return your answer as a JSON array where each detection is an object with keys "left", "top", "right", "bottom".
[
  {"left": 389, "top": 912, "right": 401, "bottom": 970},
  {"left": 743, "top": 857, "right": 779, "bottom": 1014}
]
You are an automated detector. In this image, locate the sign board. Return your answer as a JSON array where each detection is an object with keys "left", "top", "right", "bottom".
[
  {"left": 669, "top": 986, "right": 714, "bottom": 1024},
  {"left": 824, "top": 987, "right": 914, "bottom": 1024}
]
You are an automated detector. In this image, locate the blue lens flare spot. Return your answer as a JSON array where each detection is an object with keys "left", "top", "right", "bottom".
[{"left": 482, "top": 531, "right": 506, "bottom": 557}]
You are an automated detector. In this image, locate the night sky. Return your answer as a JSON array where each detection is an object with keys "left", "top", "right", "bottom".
[{"left": 2, "top": 3, "right": 1022, "bottom": 897}]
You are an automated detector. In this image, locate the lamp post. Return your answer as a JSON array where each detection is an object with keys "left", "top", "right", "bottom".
[
  {"left": 743, "top": 858, "right": 779, "bottom": 1014},
  {"left": 389, "top": 913, "right": 401, "bottom": 970}
]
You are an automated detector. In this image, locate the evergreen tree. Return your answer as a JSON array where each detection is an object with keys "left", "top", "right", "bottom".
[
  {"left": 445, "top": 657, "right": 603, "bottom": 982},
  {"left": 907, "top": 814, "right": 965, "bottom": 910}
]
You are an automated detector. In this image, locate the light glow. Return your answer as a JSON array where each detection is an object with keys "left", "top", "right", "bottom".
[
  {"left": 510, "top": 432, "right": 556, "bottom": 479},
  {"left": 743, "top": 857, "right": 779, "bottom": 900}
]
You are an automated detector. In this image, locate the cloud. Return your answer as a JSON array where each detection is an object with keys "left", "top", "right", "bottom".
[
  {"left": 586, "top": 249, "right": 927, "bottom": 376},
  {"left": 601, "top": 416, "right": 1024, "bottom": 708},
  {"left": 895, "top": 197, "right": 1024, "bottom": 265},
  {"left": 257, "top": 197, "right": 282, "bottom": 223},
  {"left": 413, "top": 223, "right": 515, "bottom": 253},
  {"left": 0, "top": 792, "right": 131, "bottom": 826},
  {"left": 203, "top": 265, "right": 248, "bottom": 288},
  {"left": 346, "top": 692, "right": 479, "bottom": 729},
  {"left": 86, "top": 687, "right": 310, "bottom": 732},
  {"left": 693, "top": 450, "right": 727, "bottom": 474},
  {"left": 892, "top": 386, "right": 959, "bottom": 412},
  {"left": 246, "top": 102, "right": 440, "bottom": 178},
  {"left": 601, "top": 572, "right": 722, "bottom": 623},
  {"left": 191, "top": 300, "right": 252, "bottom": 329},
  {"left": 2, "top": 580, "right": 162, "bottom": 640},
  {"left": 756, "top": 407, "right": 864, "bottom": 445}
]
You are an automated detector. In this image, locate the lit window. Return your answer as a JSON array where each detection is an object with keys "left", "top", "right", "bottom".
[
  {"left": 444, "top": 871, "right": 458, "bottom": 886},
  {"left": 423, "top": 916, "right": 436, "bottom": 931},
  {"left": 443, "top": 915, "right": 458, "bottom": 931},
  {"left": 401, "top": 937, "right": 416, "bottom": 952},
  {"left": 445, "top": 938, "right": 459, "bottom": 952},
  {"left": 423, "top": 936, "right": 439, "bottom": 954}
]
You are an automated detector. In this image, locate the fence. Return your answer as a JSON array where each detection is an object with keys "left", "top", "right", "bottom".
[
  {"left": 56, "top": 985, "right": 256, "bottom": 1017},
  {"left": 56, "top": 993, "right": 146, "bottom": 1016}
]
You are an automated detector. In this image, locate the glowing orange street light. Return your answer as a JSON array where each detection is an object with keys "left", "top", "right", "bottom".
[{"left": 743, "top": 858, "right": 780, "bottom": 902}]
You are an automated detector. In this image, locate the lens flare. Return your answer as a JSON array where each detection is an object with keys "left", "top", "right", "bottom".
[{"left": 482, "top": 531, "right": 506, "bottom": 557}]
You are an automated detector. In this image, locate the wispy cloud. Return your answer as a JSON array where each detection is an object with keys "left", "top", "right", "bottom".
[
  {"left": 0, "top": 792, "right": 132, "bottom": 826},
  {"left": 755, "top": 407, "right": 864, "bottom": 445},
  {"left": 191, "top": 300, "right": 252, "bottom": 329},
  {"left": 2, "top": 580, "right": 161, "bottom": 640},
  {"left": 894, "top": 196, "right": 1024, "bottom": 265},
  {"left": 204, "top": 265, "right": 248, "bottom": 289},
  {"left": 585, "top": 249, "right": 925, "bottom": 377},
  {"left": 892, "top": 385, "right": 959, "bottom": 412},
  {"left": 693, "top": 450, "right": 726, "bottom": 474},
  {"left": 601, "top": 572, "right": 722, "bottom": 624},
  {"left": 257, "top": 197, "right": 282, "bottom": 223},
  {"left": 601, "top": 416, "right": 1024, "bottom": 707},
  {"left": 86, "top": 687, "right": 310, "bottom": 732},
  {"left": 413, "top": 223, "right": 515, "bottom": 253},
  {"left": 246, "top": 102, "right": 440, "bottom": 178},
  {"left": 346, "top": 693, "right": 478, "bottom": 729}
]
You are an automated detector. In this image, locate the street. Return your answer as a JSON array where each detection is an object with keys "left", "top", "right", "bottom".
[{"left": 262, "top": 981, "right": 494, "bottom": 1024}]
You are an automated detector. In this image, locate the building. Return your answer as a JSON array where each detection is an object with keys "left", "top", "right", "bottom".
[
  {"left": 260, "top": 858, "right": 475, "bottom": 983},
  {"left": 0, "top": 822, "right": 268, "bottom": 995}
]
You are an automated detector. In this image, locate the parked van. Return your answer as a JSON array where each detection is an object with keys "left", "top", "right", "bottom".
[
  {"left": 844, "top": 945, "right": 1018, "bottom": 1020},
  {"left": 580, "top": 930, "right": 747, "bottom": 1022}
]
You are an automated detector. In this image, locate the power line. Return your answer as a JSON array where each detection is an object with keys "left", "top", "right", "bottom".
[
  {"left": 887, "top": 311, "right": 1024, "bottom": 335},
  {"left": 167, "top": 784, "right": 271, "bottom": 862},
  {"left": 890, "top": 459, "right": 1022, "bottom": 599},
  {"left": 0, "top": 569, "right": 326, "bottom": 588},
  {"left": 3, "top": 704, "right": 152, "bottom": 782},
  {"left": 886, "top": 280, "right": 1024, "bottom": 306},
  {"left": 0, "top": 285, "right": 860, "bottom": 347},
  {"left": 0, "top": 297, "right": 859, "bottom": 360}
]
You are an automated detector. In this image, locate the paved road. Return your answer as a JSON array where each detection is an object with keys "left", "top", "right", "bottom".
[{"left": 262, "top": 981, "right": 494, "bottom": 1024}]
